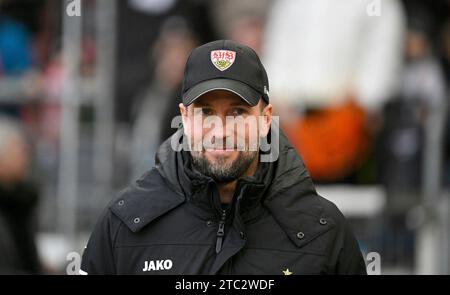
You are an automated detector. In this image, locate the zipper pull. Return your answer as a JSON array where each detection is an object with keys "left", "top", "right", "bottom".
[{"left": 215, "top": 210, "right": 227, "bottom": 254}]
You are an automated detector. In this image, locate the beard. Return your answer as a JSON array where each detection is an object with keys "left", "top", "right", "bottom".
[{"left": 191, "top": 150, "right": 258, "bottom": 183}]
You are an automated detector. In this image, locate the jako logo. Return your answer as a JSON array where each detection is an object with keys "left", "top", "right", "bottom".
[{"left": 142, "top": 259, "right": 173, "bottom": 272}]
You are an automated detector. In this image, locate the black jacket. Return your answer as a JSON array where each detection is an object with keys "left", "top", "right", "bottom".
[
  {"left": 81, "top": 128, "right": 367, "bottom": 275},
  {"left": 0, "top": 182, "right": 41, "bottom": 274}
]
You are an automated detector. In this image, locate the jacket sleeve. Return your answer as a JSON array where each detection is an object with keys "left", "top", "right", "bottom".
[
  {"left": 80, "top": 207, "right": 122, "bottom": 275},
  {"left": 334, "top": 221, "right": 367, "bottom": 275}
]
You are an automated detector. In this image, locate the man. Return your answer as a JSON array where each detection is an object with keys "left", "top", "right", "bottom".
[
  {"left": 81, "top": 40, "right": 367, "bottom": 275},
  {"left": 0, "top": 117, "right": 41, "bottom": 274}
]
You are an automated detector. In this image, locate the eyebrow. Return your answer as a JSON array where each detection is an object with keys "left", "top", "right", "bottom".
[
  {"left": 192, "top": 101, "right": 250, "bottom": 108},
  {"left": 228, "top": 102, "right": 251, "bottom": 107},
  {"left": 192, "top": 101, "right": 212, "bottom": 107}
]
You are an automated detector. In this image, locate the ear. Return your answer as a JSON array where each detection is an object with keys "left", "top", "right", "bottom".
[
  {"left": 179, "top": 103, "right": 190, "bottom": 135},
  {"left": 260, "top": 103, "right": 273, "bottom": 138}
]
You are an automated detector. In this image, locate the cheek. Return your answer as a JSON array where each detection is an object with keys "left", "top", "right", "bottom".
[
  {"left": 235, "top": 125, "right": 246, "bottom": 141},
  {"left": 237, "top": 120, "right": 260, "bottom": 143},
  {"left": 184, "top": 114, "right": 200, "bottom": 139},
  {"left": 190, "top": 120, "right": 206, "bottom": 143}
]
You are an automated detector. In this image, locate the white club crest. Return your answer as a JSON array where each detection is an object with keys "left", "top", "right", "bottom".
[{"left": 210, "top": 50, "right": 236, "bottom": 71}]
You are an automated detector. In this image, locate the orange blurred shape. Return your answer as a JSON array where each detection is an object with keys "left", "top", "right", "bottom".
[{"left": 283, "top": 101, "right": 369, "bottom": 182}]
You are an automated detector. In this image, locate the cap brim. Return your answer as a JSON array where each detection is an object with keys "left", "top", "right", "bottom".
[{"left": 182, "top": 78, "right": 261, "bottom": 106}]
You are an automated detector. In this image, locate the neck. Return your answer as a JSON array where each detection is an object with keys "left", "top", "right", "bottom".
[{"left": 217, "top": 156, "right": 259, "bottom": 204}]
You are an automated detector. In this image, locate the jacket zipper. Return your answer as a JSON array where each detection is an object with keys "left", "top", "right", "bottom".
[{"left": 215, "top": 209, "right": 227, "bottom": 254}]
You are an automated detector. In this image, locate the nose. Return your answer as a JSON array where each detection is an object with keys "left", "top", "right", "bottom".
[{"left": 204, "top": 116, "right": 234, "bottom": 148}]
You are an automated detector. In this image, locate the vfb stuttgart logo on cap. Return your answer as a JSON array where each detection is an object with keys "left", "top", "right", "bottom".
[{"left": 210, "top": 50, "right": 236, "bottom": 71}]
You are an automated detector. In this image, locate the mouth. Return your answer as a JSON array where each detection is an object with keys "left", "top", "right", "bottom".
[
  {"left": 205, "top": 147, "right": 235, "bottom": 151},
  {"left": 204, "top": 148, "right": 236, "bottom": 156}
]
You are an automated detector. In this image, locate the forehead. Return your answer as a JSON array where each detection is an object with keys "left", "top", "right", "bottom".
[{"left": 190, "top": 90, "right": 249, "bottom": 108}]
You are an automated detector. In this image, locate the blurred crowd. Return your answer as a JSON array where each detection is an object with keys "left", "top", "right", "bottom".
[{"left": 0, "top": 0, "right": 449, "bottom": 273}]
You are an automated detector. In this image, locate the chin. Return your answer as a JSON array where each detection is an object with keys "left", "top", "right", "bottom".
[{"left": 205, "top": 150, "right": 238, "bottom": 163}]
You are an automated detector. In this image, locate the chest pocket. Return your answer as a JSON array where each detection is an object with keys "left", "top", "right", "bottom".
[
  {"left": 230, "top": 248, "right": 328, "bottom": 275},
  {"left": 232, "top": 211, "right": 336, "bottom": 275}
]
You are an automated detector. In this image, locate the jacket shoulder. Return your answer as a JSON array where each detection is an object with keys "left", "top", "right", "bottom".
[
  {"left": 311, "top": 195, "right": 367, "bottom": 274},
  {"left": 314, "top": 194, "right": 347, "bottom": 225},
  {"left": 109, "top": 168, "right": 185, "bottom": 233},
  {"left": 296, "top": 193, "right": 351, "bottom": 237},
  {"left": 265, "top": 187, "right": 350, "bottom": 250}
]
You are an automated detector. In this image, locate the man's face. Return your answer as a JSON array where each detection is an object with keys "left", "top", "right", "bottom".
[{"left": 179, "top": 90, "right": 272, "bottom": 183}]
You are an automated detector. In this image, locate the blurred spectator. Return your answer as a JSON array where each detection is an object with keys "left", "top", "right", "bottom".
[
  {"left": 0, "top": 116, "right": 41, "bottom": 274},
  {"left": 444, "top": 20, "right": 450, "bottom": 186},
  {"left": 438, "top": 15, "right": 450, "bottom": 187},
  {"left": 210, "top": 0, "right": 273, "bottom": 54},
  {"left": 116, "top": 0, "right": 214, "bottom": 123},
  {"left": 377, "top": 1, "right": 448, "bottom": 268},
  {"left": 262, "top": 0, "right": 406, "bottom": 182},
  {"left": 401, "top": 26, "right": 446, "bottom": 108},
  {"left": 131, "top": 17, "right": 197, "bottom": 179},
  {"left": 378, "top": 5, "right": 447, "bottom": 192},
  {"left": 0, "top": 16, "right": 32, "bottom": 76}
]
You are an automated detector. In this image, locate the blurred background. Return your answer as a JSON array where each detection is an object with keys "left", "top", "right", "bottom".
[{"left": 0, "top": 0, "right": 448, "bottom": 274}]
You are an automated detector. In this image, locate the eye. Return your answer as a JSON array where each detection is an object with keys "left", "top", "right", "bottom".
[
  {"left": 202, "top": 108, "right": 213, "bottom": 116},
  {"left": 230, "top": 107, "right": 247, "bottom": 116}
]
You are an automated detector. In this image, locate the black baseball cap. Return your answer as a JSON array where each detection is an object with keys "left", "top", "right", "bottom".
[{"left": 181, "top": 40, "right": 269, "bottom": 106}]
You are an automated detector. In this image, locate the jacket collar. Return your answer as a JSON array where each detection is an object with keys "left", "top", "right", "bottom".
[
  {"left": 152, "top": 128, "right": 272, "bottom": 220},
  {"left": 110, "top": 168, "right": 185, "bottom": 233}
]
